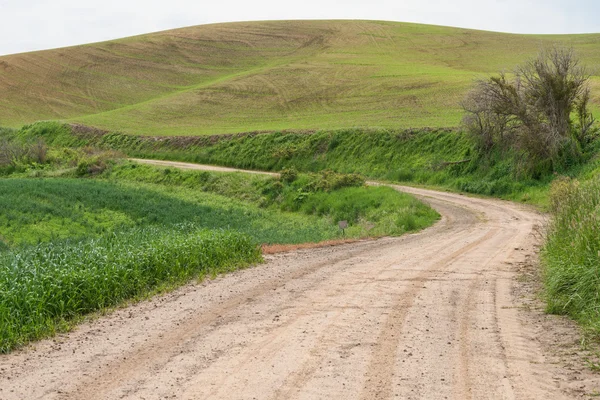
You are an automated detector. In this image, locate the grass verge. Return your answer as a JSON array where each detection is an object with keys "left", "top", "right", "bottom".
[
  {"left": 0, "top": 226, "right": 261, "bottom": 353},
  {"left": 543, "top": 177, "right": 600, "bottom": 336}
]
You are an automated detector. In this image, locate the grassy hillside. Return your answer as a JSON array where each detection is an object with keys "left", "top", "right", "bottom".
[{"left": 1, "top": 20, "right": 599, "bottom": 135}]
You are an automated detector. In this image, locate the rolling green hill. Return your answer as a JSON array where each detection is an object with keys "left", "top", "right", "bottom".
[{"left": 1, "top": 20, "right": 599, "bottom": 135}]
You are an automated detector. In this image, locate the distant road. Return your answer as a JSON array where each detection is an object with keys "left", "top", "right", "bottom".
[
  {"left": 131, "top": 158, "right": 280, "bottom": 176},
  {"left": 1, "top": 159, "right": 597, "bottom": 399}
]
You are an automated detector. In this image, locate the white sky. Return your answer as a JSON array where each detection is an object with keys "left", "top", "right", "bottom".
[{"left": 1, "top": 0, "right": 599, "bottom": 56}]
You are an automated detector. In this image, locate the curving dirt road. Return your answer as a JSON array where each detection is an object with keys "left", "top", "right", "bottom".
[{"left": 1, "top": 160, "right": 598, "bottom": 399}]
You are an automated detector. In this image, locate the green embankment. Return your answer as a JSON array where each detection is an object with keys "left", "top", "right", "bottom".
[
  {"left": 12, "top": 119, "right": 600, "bottom": 209},
  {"left": 1, "top": 20, "right": 598, "bottom": 134},
  {"left": 31, "top": 122, "right": 580, "bottom": 208},
  {"left": 15, "top": 121, "right": 600, "bottom": 208}
]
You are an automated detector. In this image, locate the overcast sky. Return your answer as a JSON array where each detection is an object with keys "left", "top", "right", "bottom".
[{"left": 1, "top": 0, "right": 599, "bottom": 56}]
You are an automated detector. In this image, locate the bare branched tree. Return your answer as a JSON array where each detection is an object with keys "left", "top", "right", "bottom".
[{"left": 462, "top": 47, "right": 597, "bottom": 172}]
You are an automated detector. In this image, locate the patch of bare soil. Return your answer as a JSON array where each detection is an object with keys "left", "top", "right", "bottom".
[{"left": 262, "top": 238, "right": 361, "bottom": 254}]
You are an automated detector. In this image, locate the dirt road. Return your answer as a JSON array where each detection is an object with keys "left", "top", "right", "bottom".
[{"left": 1, "top": 160, "right": 598, "bottom": 399}]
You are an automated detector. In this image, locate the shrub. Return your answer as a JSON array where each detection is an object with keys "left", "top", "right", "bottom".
[
  {"left": 311, "top": 170, "right": 365, "bottom": 191},
  {"left": 0, "top": 137, "right": 48, "bottom": 167},
  {"left": 462, "top": 47, "right": 597, "bottom": 174},
  {"left": 280, "top": 168, "right": 298, "bottom": 183}
]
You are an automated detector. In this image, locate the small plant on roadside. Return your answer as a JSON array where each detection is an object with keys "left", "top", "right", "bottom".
[{"left": 280, "top": 167, "right": 298, "bottom": 183}]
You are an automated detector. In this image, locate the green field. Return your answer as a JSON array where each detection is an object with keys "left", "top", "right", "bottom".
[
  {"left": 0, "top": 163, "right": 438, "bottom": 248},
  {"left": 0, "top": 177, "right": 333, "bottom": 246},
  {"left": 0, "top": 165, "right": 438, "bottom": 352},
  {"left": 1, "top": 20, "right": 599, "bottom": 135},
  {"left": 0, "top": 226, "right": 261, "bottom": 352}
]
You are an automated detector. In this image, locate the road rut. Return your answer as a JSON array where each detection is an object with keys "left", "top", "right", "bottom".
[{"left": 1, "top": 160, "right": 597, "bottom": 399}]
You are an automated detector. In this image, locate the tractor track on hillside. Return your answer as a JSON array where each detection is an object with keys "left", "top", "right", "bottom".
[{"left": 1, "top": 159, "right": 598, "bottom": 399}]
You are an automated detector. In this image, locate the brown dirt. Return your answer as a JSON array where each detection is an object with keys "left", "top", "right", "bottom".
[
  {"left": 1, "top": 161, "right": 599, "bottom": 399},
  {"left": 262, "top": 239, "right": 361, "bottom": 255}
]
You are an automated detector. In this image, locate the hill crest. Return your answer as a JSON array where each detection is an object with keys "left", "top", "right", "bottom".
[{"left": 1, "top": 20, "right": 598, "bottom": 135}]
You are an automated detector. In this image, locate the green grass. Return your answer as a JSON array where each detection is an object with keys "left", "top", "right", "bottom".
[
  {"left": 0, "top": 177, "right": 342, "bottom": 247},
  {"left": 15, "top": 121, "right": 591, "bottom": 208},
  {"left": 102, "top": 162, "right": 439, "bottom": 238},
  {"left": 543, "top": 176, "right": 600, "bottom": 336},
  {"left": 287, "top": 185, "right": 438, "bottom": 236},
  {"left": 0, "top": 159, "right": 439, "bottom": 352},
  {"left": 1, "top": 21, "right": 598, "bottom": 135},
  {"left": 16, "top": 121, "right": 600, "bottom": 209},
  {"left": 77, "top": 125, "right": 559, "bottom": 208},
  {"left": 0, "top": 226, "right": 261, "bottom": 352}
]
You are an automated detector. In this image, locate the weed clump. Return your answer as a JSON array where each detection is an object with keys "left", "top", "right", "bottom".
[{"left": 280, "top": 168, "right": 298, "bottom": 183}]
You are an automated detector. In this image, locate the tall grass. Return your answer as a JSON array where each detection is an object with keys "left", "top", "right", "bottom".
[
  {"left": 0, "top": 226, "right": 261, "bottom": 353},
  {"left": 543, "top": 177, "right": 600, "bottom": 334}
]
